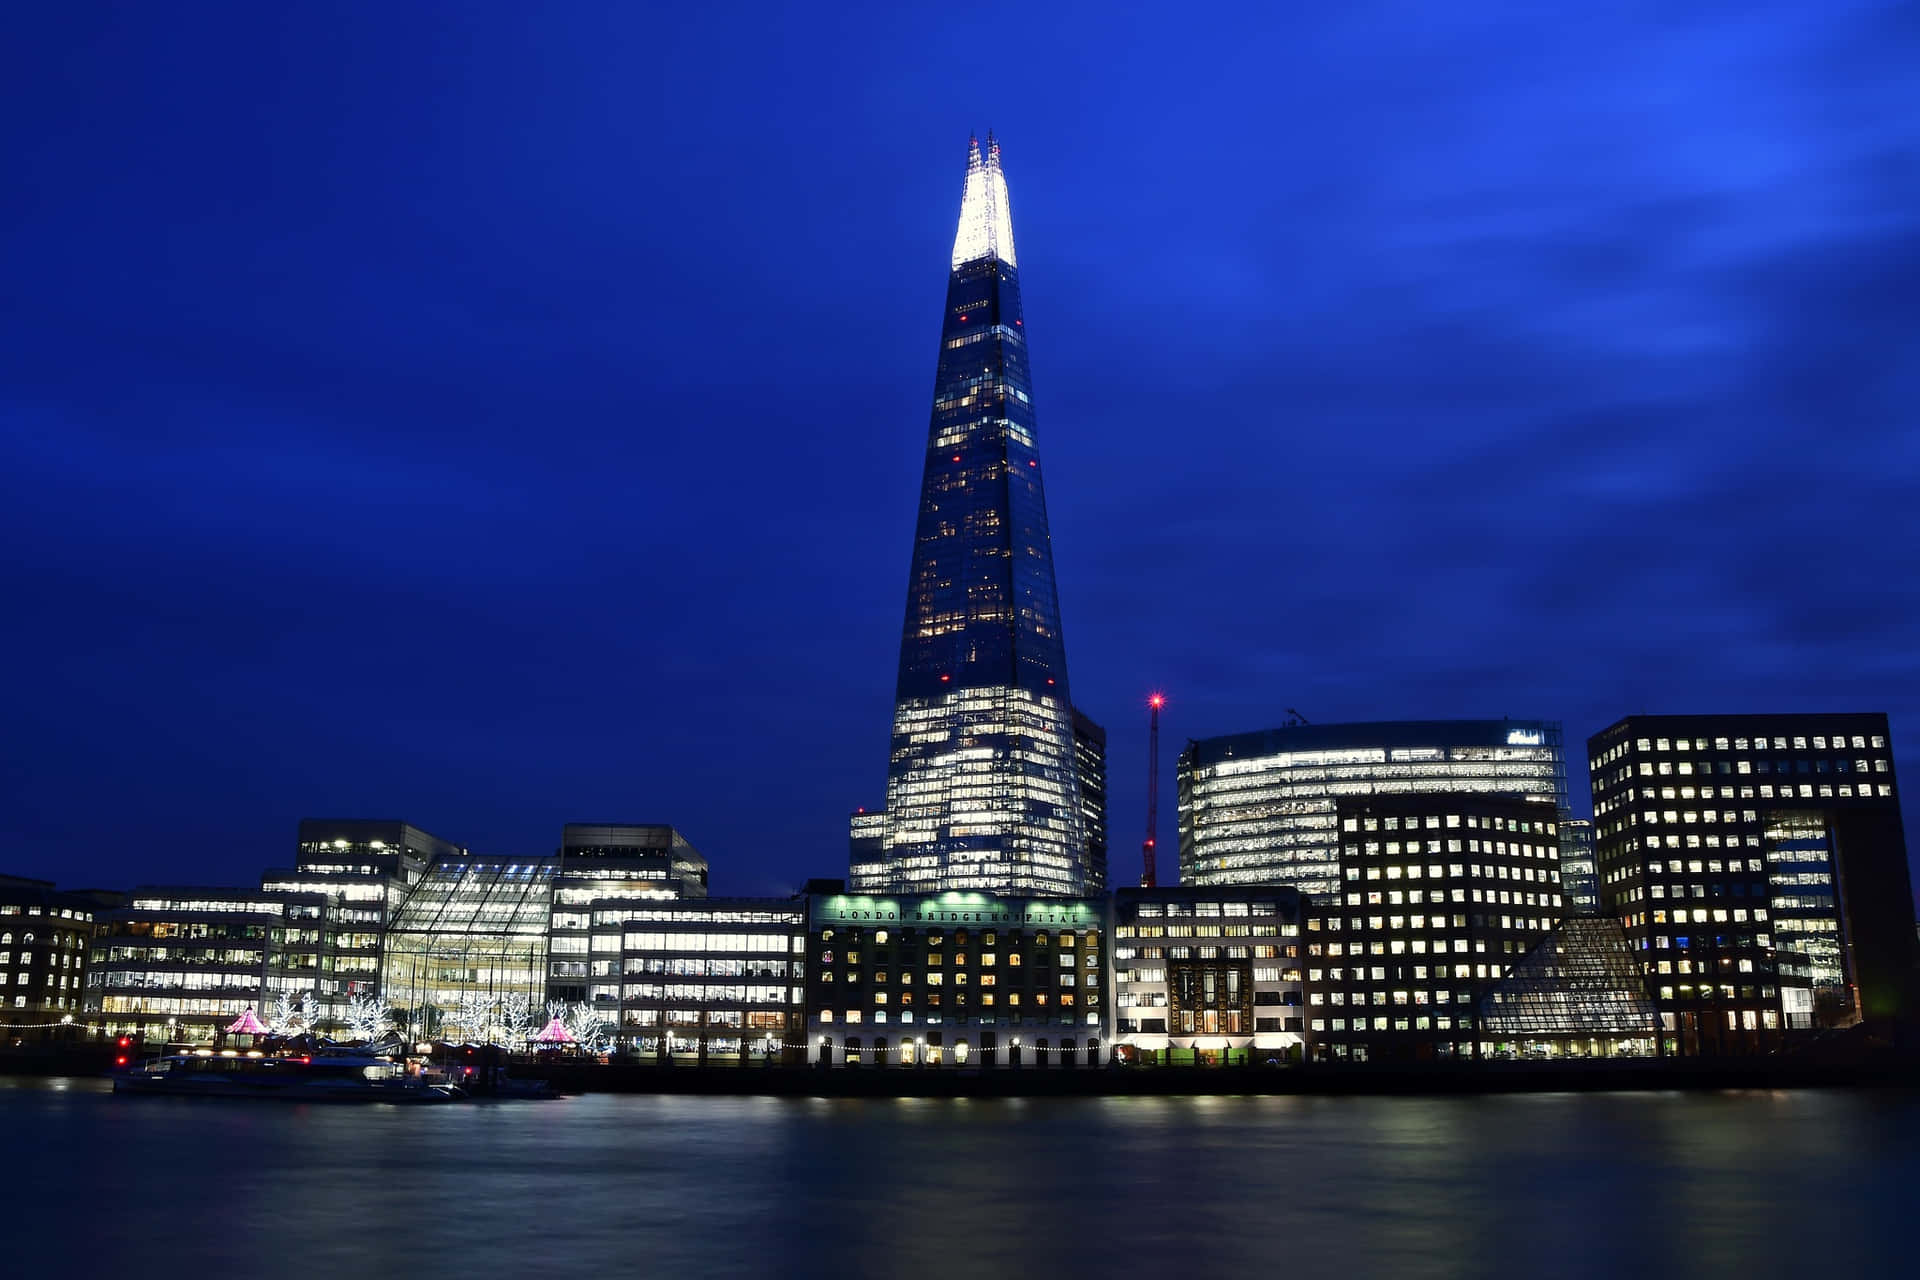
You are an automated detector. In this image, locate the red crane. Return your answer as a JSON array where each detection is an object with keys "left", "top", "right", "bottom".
[{"left": 1141, "top": 693, "right": 1165, "bottom": 887}]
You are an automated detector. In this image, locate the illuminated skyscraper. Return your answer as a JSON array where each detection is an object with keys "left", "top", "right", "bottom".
[{"left": 863, "top": 134, "right": 1092, "bottom": 896}]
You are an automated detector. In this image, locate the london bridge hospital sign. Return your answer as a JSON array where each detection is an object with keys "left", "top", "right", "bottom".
[{"left": 815, "top": 897, "right": 1101, "bottom": 928}]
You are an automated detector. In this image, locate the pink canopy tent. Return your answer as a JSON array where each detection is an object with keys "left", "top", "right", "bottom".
[
  {"left": 225, "top": 1008, "right": 268, "bottom": 1035},
  {"left": 532, "top": 1016, "right": 576, "bottom": 1044}
]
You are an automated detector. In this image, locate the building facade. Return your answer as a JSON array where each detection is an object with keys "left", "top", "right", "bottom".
[
  {"left": 1072, "top": 707, "right": 1109, "bottom": 892},
  {"left": 254, "top": 818, "right": 452, "bottom": 1032},
  {"left": 868, "top": 134, "right": 1094, "bottom": 897},
  {"left": 592, "top": 896, "right": 805, "bottom": 1063},
  {"left": 1179, "top": 719, "right": 1569, "bottom": 896},
  {"left": 1306, "top": 794, "right": 1563, "bottom": 1062},
  {"left": 380, "top": 855, "right": 556, "bottom": 1042},
  {"left": 1588, "top": 713, "right": 1913, "bottom": 1054},
  {"left": 1559, "top": 817, "right": 1600, "bottom": 914},
  {"left": 1111, "top": 885, "right": 1305, "bottom": 1066},
  {"left": 806, "top": 885, "right": 1108, "bottom": 1067},
  {"left": 549, "top": 823, "right": 708, "bottom": 1007},
  {"left": 84, "top": 886, "right": 329, "bottom": 1044},
  {"left": 0, "top": 875, "right": 97, "bottom": 1030}
]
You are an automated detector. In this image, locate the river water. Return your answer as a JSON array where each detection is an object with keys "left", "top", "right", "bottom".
[{"left": 3, "top": 1077, "right": 1913, "bottom": 1276}]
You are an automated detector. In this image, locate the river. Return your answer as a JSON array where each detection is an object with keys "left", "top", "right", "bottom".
[{"left": 3, "top": 1077, "right": 1912, "bottom": 1276}]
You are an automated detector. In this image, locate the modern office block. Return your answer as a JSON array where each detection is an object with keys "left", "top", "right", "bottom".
[
  {"left": 1111, "top": 885, "right": 1306, "bottom": 1066},
  {"left": 866, "top": 135, "right": 1094, "bottom": 896},
  {"left": 1559, "top": 818, "right": 1600, "bottom": 913},
  {"left": 1072, "top": 707, "right": 1109, "bottom": 892},
  {"left": 1306, "top": 793, "right": 1563, "bottom": 1062},
  {"left": 592, "top": 896, "right": 806, "bottom": 1063},
  {"left": 84, "top": 886, "right": 329, "bottom": 1043},
  {"left": 548, "top": 823, "right": 708, "bottom": 1006},
  {"left": 256, "top": 818, "right": 454, "bottom": 1031},
  {"left": 1179, "top": 719, "right": 1568, "bottom": 896},
  {"left": 379, "top": 855, "right": 557, "bottom": 1040},
  {"left": 1589, "top": 713, "right": 1913, "bottom": 1054},
  {"left": 846, "top": 808, "right": 888, "bottom": 893}
]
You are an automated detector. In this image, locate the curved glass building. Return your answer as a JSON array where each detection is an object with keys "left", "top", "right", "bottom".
[{"left": 1177, "top": 719, "right": 1568, "bottom": 897}]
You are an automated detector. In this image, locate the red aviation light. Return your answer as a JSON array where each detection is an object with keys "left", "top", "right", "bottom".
[
  {"left": 115, "top": 1056, "right": 129, "bottom": 1067},
  {"left": 940, "top": 674, "right": 951, "bottom": 682},
  {"left": 952, "top": 455, "right": 962, "bottom": 463},
  {"left": 1149, "top": 694, "right": 1166, "bottom": 709}
]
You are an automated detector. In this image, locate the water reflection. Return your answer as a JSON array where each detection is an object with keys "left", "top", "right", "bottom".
[{"left": 0, "top": 1084, "right": 1912, "bottom": 1276}]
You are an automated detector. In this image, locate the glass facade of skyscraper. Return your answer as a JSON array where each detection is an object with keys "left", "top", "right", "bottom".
[
  {"left": 1179, "top": 720, "right": 1568, "bottom": 897},
  {"left": 872, "top": 135, "right": 1092, "bottom": 896}
]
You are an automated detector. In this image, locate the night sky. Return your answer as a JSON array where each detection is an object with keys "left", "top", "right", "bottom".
[{"left": 3, "top": 3, "right": 1915, "bottom": 897}]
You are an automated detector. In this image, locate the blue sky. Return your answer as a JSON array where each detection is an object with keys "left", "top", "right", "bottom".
[{"left": 2, "top": 1, "right": 1915, "bottom": 894}]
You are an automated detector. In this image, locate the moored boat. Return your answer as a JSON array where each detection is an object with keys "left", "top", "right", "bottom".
[{"left": 114, "top": 1047, "right": 462, "bottom": 1103}]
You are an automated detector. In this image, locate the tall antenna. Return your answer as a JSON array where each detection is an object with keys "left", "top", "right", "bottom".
[{"left": 1142, "top": 693, "right": 1165, "bottom": 887}]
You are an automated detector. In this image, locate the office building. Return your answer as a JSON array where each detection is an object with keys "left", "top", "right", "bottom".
[
  {"left": 0, "top": 875, "right": 97, "bottom": 1028},
  {"left": 548, "top": 823, "right": 708, "bottom": 1006},
  {"left": 379, "top": 855, "right": 557, "bottom": 1042},
  {"left": 1306, "top": 793, "right": 1563, "bottom": 1062},
  {"left": 1072, "top": 707, "right": 1109, "bottom": 892},
  {"left": 867, "top": 134, "right": 1094, "bottom": 896},
  {"left": 255, "top": 818, "right": 452, "bottom": 1033},
  {"left": 594, "top": 896, "right": 806, "bottom": 1063},
  {"left": 805, "top": 883, "right": 1107, "bottom": 1067},
  {"left": 847, "top": 808, "right": 887, "bottom": 892},
  {"left": 84, "top": 886, "right": 329, "bottom": 1044},
  {"left": 1559, "top": 818, "right": 1600, "bottom": 913},
  {"left": 1179, "top": 719, "right": 1568, "bottom": 896},
  {"left": 1588, "top": 713, "right": 1913, "bottom": 1054},
  {"left": 1111, "top": 885, "right": 1305, "bottom": 1066}
]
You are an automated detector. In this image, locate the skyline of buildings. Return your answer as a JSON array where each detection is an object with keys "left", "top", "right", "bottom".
[{"left": 4, "top": 139, "right": 1912, "bottom": 1066}]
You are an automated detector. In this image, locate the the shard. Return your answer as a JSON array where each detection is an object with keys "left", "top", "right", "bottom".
[{"left": 851, "top": 134, "right": 1099, "bottom": 896}]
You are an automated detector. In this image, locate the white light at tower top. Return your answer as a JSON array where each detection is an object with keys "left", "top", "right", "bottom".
[{"left": 951, "top": 133, "right": 1017, "bottom": 269}]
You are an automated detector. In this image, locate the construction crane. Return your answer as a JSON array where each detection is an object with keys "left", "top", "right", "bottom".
[{"left": 1141, "top": 692, "right": 1165, "bottom": 887}]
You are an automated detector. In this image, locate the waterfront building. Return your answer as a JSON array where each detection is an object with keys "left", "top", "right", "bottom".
[
  {"left": 805, "top": 883, "right": 1107, "bottom": 1067},
  {"left": 1588, "top": 713, "right": 1913, "bottom": 1055},
  {"left": 1559, "top": 818, "right": 1600, "bottom": 914},
  {"left": 1475, "top": 915, "right": 1660, "bottom": 1058},
  {"left": 84, "top": 886, "right": 329, "bottom": 1044},
  {"left": 1179, "top": 719, "right": 1569, "bottom": 896},
  {"left": 1306, "top": 793, "right": 1563, "bottom": 1062},
  {"left": 867, "top": 134, "right": 1094, "bottom": 897},
  {"left": 591, "top": 896, "right": 805, "bottom": 1063},
  {"left": 254, "top": 818, "right": 452, "bottom": 1033},
  {"left": 548, "top": 823, "right": 708, "bottom": 1007},
  {"left": 1110, "top": 885, "right": 1305, "bottom": 1066},
  {"left": 379, "top": 855, "right": 557, "bottom": 1042},
  {"left": 0, "top": 875, "right": 97, "bottom": 1030}
]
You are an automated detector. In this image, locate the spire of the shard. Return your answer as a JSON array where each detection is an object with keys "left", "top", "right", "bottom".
[{"left": 951, "top": 130, "right": 1017, "bottom": 268}]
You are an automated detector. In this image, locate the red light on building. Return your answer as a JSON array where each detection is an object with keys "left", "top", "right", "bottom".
[
  {"left": 115, "top": 1056, "right": 128, "bottom": 1067},
  {"left": 940, "top": 674, "right": 951, "bottom": 682}
]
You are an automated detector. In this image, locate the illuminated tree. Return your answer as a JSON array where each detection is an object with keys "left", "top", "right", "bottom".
[
  {"left": 344, "top": 991, "right": 394, "bottom": 1043},
  {"left": 500, "top": 992, "right": 536, "bottom": 1047}
]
